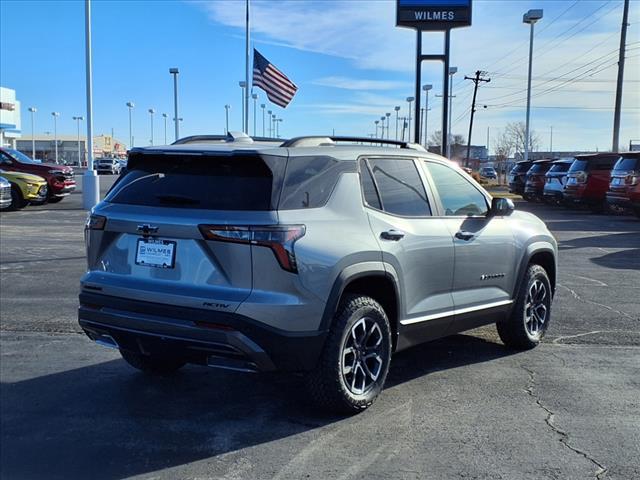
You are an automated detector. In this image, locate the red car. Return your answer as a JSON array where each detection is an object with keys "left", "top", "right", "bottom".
[
  {"left": 563, "top": 153, "right": 620, "bottom": 212},
  {"left": 606, "top": 152, "right": 640, "bottom": 217},
  {"left": 0, "top": 147, "right": 76, "bottom": 203}
]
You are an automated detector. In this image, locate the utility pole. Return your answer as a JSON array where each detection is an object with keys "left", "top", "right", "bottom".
[
  {"left": 464, "top": 70, "right": 490, "bottom": 168},
  {"left": 612, "top": 0, "right": 629, "bottom": 152},
  {"left": 550, "top": 126, "right": 553, "bottom": 154}
]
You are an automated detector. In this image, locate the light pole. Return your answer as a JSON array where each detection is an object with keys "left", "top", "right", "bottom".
[
  {"left": 28, "top": 107, "right": 37, "bottom": 159},
  {"left": 83, "top": 0, "right": 99, "bottom": 209},
  {"left": 267, "top": 110, "right": 272, "bottom": 137},
  {"left": 422, "top": 84, "right": 432, "bottom": 147},
  {"left": 126, "top": 102, "right": 134, "bottom": 149},
  {"left": 385, "top": 113, "right": 391, "bottom": 139},
  {"left": 239, "top": 81, "right": 247, "bottom": 133},
  {"left": 523, "top": 9, "right": 543, "bottom": 163},
  {"left": 272, "top": 114, "right": 276, "bottom": 138},
  {"left": 51, "top": 112, "right": 60, "bottom": 163},
  {"left": 374, "top": 120, "right": 380, "bottom": 138},
  {"left": 447, "top": 67, "right": 457, "bottom": 158},
  {"left": 260, "top": 103, "right": 266, "bottom": 137},
  {"left": 162, "top": 113, "right": 168, "bottom": 144},
  {"left": 224, "top": 105, "right": 231, "bottom": 134},
  {"left": 72, "top": 116, "right": 84, "bottom": 165},
  {"left": 406, "top": 97, "right": 414, "bottom": 142},
  {"left": 380, "top": 117, "right": 386, "bottom": 139},
  {"left": 169, "top": 67, "right": 180, "bottom": 141},
  {"left": 394, "top": 106, "right": 400, "bottom": 140},
  {"left": 148, "top": 108, "right": 155, "bottom": 145},
  {"left": 251, "top": 93, "right": 258, "bottom": 137}
]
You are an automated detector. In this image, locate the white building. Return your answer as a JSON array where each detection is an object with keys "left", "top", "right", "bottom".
[{"left": 0, "top": 87, "right": 21, "bottom": 147}]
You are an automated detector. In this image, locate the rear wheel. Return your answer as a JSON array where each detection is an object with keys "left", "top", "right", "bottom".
[
  {"left": 9, "top": 186, "right": 27, "bottom": 210},
  {"left": 305, "top": 295, "right": 392, "bottom": 414},
  {"left": 120, "top": 349, "right": 186, "bottom": 375},
  {"left": 497, "top": 264, "right": 552, "bottom": 350}
]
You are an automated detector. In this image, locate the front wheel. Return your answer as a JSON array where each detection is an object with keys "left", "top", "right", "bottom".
[
  {"left": 497, "top": 264, "right": 552, "bottom": 350},
  {"left": 120, "top": 349, "right": 186, "bottom": 375},
  {"left": 305, "top": 295, "right": 392, "bottom": 414},
  {"left": 9, "top": 186, "right": 27, "bottom": 210}
]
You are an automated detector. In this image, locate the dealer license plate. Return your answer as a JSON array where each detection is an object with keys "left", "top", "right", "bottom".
[{"left": 135, "top": 238, "right": 176, "bottom": 268}]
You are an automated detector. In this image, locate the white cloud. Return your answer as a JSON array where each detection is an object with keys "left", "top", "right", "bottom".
[{"left": 312, "top": 76, "right": 412, "bottom": 91}]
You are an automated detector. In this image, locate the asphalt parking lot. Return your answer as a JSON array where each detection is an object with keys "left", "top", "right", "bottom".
[{"left": 1, "top": 176, "right": 639, "bottom": 480}]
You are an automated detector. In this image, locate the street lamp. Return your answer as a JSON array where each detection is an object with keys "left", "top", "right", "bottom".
[
  {"left": 239, "top": 81, "right": 247, "bottom": 133},
  {"left": 169, "top": 68, "right": 180, "bottom": 141},
  {"left": 385, "top": 113, "right": 391, "bottom": 140},
  {"left": 162, "top": 113, "right": 168, "bottom": 144},
  {"left": 447, "top": 67, "right": 457, "bottom": 158},
  {"left": 267, "top": 110, "right": 272, "bottom": 137},
  {"left": 224, "top": 104, "right": 231, "bottom": 134},
  {"left": 380, "top": 116, "right": 386, "bottom": 139},
  {"left": 276, "top": 118, "right": 283, "bottom": 138},
  {"left": 374, "top": 120, "right": 380, "bottom": 138},
  {"left": 523, "top": 9, "right": 543, "bottom": 163},
  {"left": 126, "top": 102, "right": 135, "bottom": 148},
  {"left": 260, "top": 103, "right": 266, "bottom": 137},
  {"left": 251, "top": 93, "right": 258, "bottom": 137},
  {"left": 72, "top": 116, "right": 84, "bottom": 165},
  {"left": 271, "top": 114, "right": 276, "bottom": 138},
  {"left": 406, "top": 97, "right": 414, "bottom": 142},
  {"left": 28, "top": 107, "right": 37, "bottom": 159},
  {"left": 51, "top": 112, "right": 60, "bottom": 163},
  {"left": 394, "top": 106, "right": 401, "bottom": 141},
  {"left": 422, "top": 84, "right": 432, "bottom": 147},
  {"left": 148, "top": 108, "right": 155, "bottom": 145}
]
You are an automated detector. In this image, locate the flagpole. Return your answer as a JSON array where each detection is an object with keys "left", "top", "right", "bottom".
[{"left": 245, "top": 0, "right": 250, "bottom": 134}]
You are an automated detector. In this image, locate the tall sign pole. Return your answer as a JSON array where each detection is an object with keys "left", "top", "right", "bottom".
[
  {"left": 612, "top": 0, "right": 629, "bottom": 152},
  {"left": 245, "top": 0, "right": 250, "bottom": 134},
  {"left": 83, "top": 0, "right": 99, "bottom": 209},
  {"left": 396, "top": 0, "right": 472, "bottom": 155}
]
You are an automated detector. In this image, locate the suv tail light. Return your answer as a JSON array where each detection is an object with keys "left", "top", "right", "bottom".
[
  {"left": 86, "top": 214, "right": 106, "bottom": 230},
  {"left": 626, "top": 174, "right": 639, "bottom": 186},
  {"left": 573, "top": 171, "right": 588, "bottom": 184},
  {"left": 199, "top": 225, "right": 306, "bottom": 273}
]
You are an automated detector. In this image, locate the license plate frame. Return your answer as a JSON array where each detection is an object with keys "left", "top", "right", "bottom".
[{"left": 135, "top": 238, "right": 177, "bottom": 269}]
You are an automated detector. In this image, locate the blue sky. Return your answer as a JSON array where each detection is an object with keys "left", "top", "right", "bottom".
[{"left": 1, "top": 0, "right": 638, "bottom": 152}]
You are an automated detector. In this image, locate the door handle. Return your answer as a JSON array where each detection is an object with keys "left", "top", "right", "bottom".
[
  {"left": 380, "top": 229, "right": 405, "bottom": 241},
  {"left": 455, "top": 230, "right": 475, "bottom": 241}
]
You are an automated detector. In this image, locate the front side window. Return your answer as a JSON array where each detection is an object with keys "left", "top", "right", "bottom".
[
  {"left": 424, "top": 161, "right": 488, "bottom": 216},
  {"left": 367, "top": 158, "right": 431, "bottom": 216}
]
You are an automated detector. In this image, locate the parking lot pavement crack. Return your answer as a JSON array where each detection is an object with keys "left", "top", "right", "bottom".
[
  {"left": 522, "top": 365, "right": 608, "bottom": 479},
  {"left": 558, "top": 283, "right": 635, "bottom": 320}
]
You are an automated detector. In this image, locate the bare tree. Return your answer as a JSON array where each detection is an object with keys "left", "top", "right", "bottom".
[
  {"left": 428, "top": 130, "right": 466, "bottom": 157},
  {"left": 493, "top": 130, "right": 514, "bottom": 185},
  {"left": 504, "top": 121, "right": 540, "bottom": 159}
]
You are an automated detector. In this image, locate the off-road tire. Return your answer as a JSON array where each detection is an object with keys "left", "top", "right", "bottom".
[
  {"left": 9, "top": 185, "right": 27, "bottom": 210},
  {"left": 497, "top": 264, "right": 552, "bottom": 350},
  {"left": 120, "top": 349, "right": 186, "bottom": 375},
  {"left": 305, "top": 295, "right": 392, "bottom": 414}
]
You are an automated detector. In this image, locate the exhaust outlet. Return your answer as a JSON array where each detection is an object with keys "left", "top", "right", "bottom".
[{"left": 94, "top": 334, "right": 119, "bottom": 350}]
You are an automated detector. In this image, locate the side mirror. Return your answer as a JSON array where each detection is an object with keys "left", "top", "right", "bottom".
[{"left": 490, "top": 197, "right": 515, "bottom": 216}]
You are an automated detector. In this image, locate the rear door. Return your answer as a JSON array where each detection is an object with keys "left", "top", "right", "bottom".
[
  {"left": 421, "top": 160, "right": 517, "bottom": 320},
  {"left": 359, "top": 157, "right": 455, "bottom": 347},
  {"left": 83, "top": 151, "right": 285, "bottom": 314}
]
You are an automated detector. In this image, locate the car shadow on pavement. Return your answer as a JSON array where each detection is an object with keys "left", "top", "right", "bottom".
[
  {"left": 558, "top": 231, "right": 640, "bottom": 251},
  {"left": 0, "top": 334, "right": 514, "bottom": 480}
]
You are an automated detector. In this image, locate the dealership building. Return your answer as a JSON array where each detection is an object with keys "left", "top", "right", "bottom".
[
  {"left": 0, "top": 87, "right": 22, "bottom": 148},
  {"left": 16, "top": 134, "right": 127, "bottom": 165}
]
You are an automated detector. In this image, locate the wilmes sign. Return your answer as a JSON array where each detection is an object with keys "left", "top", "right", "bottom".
[{"left": 397, "top": 0, "right": 472, "bottom": 30}]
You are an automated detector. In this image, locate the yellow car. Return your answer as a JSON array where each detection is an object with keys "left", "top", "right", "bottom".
[{"left": 0, "top": 169, "right": 49, "bottom": 210}]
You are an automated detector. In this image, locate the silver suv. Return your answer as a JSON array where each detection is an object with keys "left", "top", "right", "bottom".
[{"left": 80, "top": 133, "right": 557, "bottom": 413}]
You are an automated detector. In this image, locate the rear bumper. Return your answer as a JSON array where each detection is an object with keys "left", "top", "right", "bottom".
[
  {"left": 78, "top": 292, "right": 326, "bottom": 372},
  {"left": 508, "top": 182, "right": 524, "bottom": 194}
]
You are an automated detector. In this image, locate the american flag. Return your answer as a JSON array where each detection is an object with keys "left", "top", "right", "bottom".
[{"left": 252, "top": 49, "right": 298, "bottom": 108}]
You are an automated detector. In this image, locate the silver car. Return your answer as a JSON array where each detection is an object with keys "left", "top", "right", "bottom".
[
  {"left": 94, "top": 157, "right": 122, "bottom": 175},
  {"left": 80, "top": 133, "right": 557, "bottom": 413}
]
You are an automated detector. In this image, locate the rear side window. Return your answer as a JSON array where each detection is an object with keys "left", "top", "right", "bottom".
[
  {"left": 279, "top": 156, "right": 353, "bottom": 209},
  {"left": 359, "top": 160, "right": 382, "bottom": 210},
  {"left": 568, "top": 159, "right": 588, "bottom": 173},
  {"left": 528, "top": 163, "right": 551, "bottom": 173},
  {"left": 512, "top": 162, "right": 532, "bottom": 173},
  {"left": 105, "top": 153, "right": 285, "bottom": 210},
  {"left": 424, "top": 161, "right": 488, "bottom": 216},
  {"left": 368, "top": 158, "right": 431, "bottom": 216}
]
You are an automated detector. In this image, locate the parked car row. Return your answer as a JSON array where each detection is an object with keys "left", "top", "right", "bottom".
[
  {"left": 0, "top": 147, "right": 76, "bottom": 210},
  {"left": 509, "top": 152, "right": 640, "bottom": 217}
]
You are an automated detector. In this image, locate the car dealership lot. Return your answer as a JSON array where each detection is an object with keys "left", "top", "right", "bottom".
[{"left": 1, "top": 176, "right": 639, "bottom": 480}]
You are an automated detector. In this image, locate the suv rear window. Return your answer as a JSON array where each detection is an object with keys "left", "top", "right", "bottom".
[
  {"left": 512, "top": 162, "right": 532, "bottom": 173},
  {"left": 548, "top": 162, "right": 571, "bottom": 173},
  {"left": 105, "top": 153, "right": 285, "bottom": 210},
  {"left": 613, "top": 157, "right": 639, "bottom": 172},
  {"left": 570, "top": 156, "right": 619, "bottom": 172},
  {"left": 528, "top": 163, "right": 551, "bottom": 174}
]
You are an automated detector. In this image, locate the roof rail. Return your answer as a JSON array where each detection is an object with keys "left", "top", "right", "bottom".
[
  {"left": 172, "top": 132, "right": 284, "bottom": 145},
  {"left": 281, "top": 136, "right": 426, "bottom": 152}
]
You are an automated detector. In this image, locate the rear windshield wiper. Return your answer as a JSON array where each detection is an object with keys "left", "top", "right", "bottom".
[{"left": 155, "top": 194, "right": 200, "bottom": 205}]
